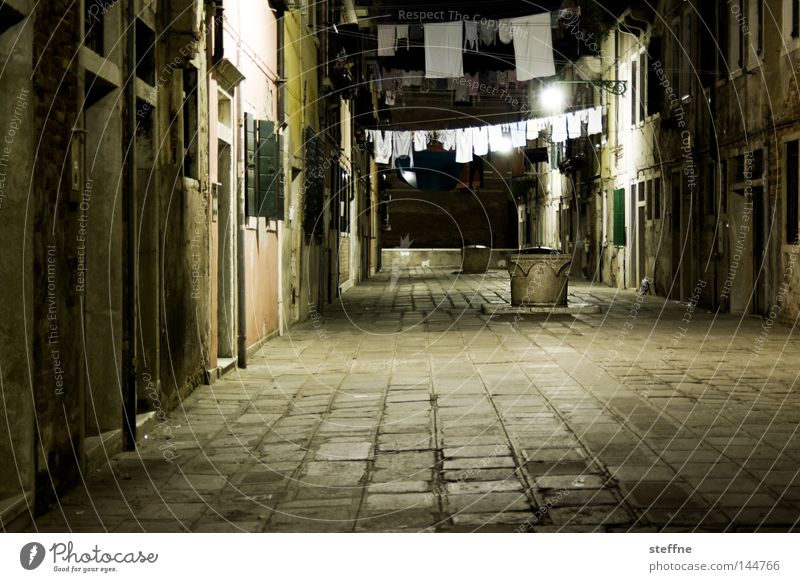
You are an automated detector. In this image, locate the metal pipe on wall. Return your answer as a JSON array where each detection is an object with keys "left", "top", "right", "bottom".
[{"left": 122, "top": 0, "right": 138, "bottom": 450}]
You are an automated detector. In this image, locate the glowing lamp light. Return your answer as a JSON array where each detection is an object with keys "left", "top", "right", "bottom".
[{"left": 540, "top": 86, "right": 564, "bottom": 111}]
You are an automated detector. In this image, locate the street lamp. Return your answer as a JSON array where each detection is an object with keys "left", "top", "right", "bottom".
[{"left": 540, "top": 86, "right": 564, "bottom": 111}]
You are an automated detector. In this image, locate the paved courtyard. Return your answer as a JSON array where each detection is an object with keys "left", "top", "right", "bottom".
[{"left": 32, "top": 269, "right": 800, "bottom": 532}]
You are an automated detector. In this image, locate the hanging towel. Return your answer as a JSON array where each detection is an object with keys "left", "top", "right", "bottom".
[
  {"left": 413, "top": 130, "right": 429, "bottom": 152},
  {"left": 567, "top": 112, "right": 582, "bottom": 138},
  {"left": 511, "top": 121, "right": 527, "bottom": 147},
  {"left": 551, "top": 115, "right": 568, "bottom": 143},
  {"left": 526, "top": 119, "right": 539, "bottom": 140},
  {"left": 396, "top": 25, "right": 410, "bottom": 50},
  {"left": 471, "top": 126, "right": 489, "bottom": 156},
  {"left": 587, "top": 106, "right": 603, "bottom": 135},
  {"left": 440, "top": 129, "right": 456, "bottom": 151},
  {"left": 510, "top": 13, "right": 556, "bottom": 81},
  {"left": 455, "top": 128, "right": 473, "bottom": 163},
  {"left": 480, "top": 21, "right": 496, "bottom": 46},
  {"left": 464, "top": 21, "right": 479, "bottom": 51},
  {"left": 424, "top": 22, "right": 464, "bottom": 78},
  {"left": 378, "top": 25, "right": 396, "bottom": 56},
  {"left": 488, "top": 125, "right": 505, "bottom": 152},
  {"left": 374, "top": 130, "right": 393, "bottom": 164}
]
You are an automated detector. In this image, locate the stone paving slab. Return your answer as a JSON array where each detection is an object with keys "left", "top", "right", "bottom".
[{"left": 29, "top": 268, "right": 800, "bottom": 532}]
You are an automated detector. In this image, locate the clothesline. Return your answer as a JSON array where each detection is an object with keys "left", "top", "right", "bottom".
[
  {"left": 377, "top": 11, "right": 556, "bottom": 81},
  {"left": 366, "top": 106, "right": 604, "bottom": 167}
]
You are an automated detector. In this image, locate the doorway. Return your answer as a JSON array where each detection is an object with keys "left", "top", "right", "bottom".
[{"left": 217, "top": 141, "right": 236, "bottom": 359}]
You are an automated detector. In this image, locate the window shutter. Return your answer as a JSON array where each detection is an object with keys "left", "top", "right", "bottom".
[
  {"left": 256, "top": 119, "right": 279, "bottom": 219},
  {"left": 613, "top": 188, "right": 626, "bottom": 246},
  {"left": 244, "top": 113, "right": 257, "bottom": 217}
]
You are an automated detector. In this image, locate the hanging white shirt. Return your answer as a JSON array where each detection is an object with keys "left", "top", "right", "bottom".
[
  {"left": 440, "top": 129, "right": 456, "bottom": 151},
  {"left": 551, "top": 115, "right": 568, "bottom": 143},
  {"left": 510, "top": 13, "right": 555, "bottom": 81},
  {"left": 511, "top": 121, "right": 527, "bottom": 147},
  {"left": 455, "top": 128, "right": 473, "bottom": 163},
  {"left": 413, "top": 130, "right": 429, "bottom": 151},
  {"left": 374, "top": 130, "right": 393, "bottom": 164},
  {"left": 487, "top": 125, "right": 503, "bottom": 152},
  {"left": 471, "top": 126, "right": 489, "bottom": 156},
  {"left": 567, "top": 112, "right": 582, "bottom": 138},
  {"left": 526, "top": 118, "right": 539, "bottom": 140},
  {"left": 393, "top": 131, "right": 414, "bottom": 167},
  {"left": 587, "top": 106, "right": 603, "bottom": 135},
  {"left": 424, "top": 22, "right": 464, "bottom": 78}
]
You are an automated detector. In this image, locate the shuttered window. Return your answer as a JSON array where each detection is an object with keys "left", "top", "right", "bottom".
[
  {"left": 245, "top": 114, "right": 282, "bottom": 219},
  {"left": 303, "top": 127, "right": 325, "bottom": 236},
  {"left": 787, "top": 140, "right": 799, "bottom": 244},
  {"left": 613, "top": 188, "right": 626, "bottom": 246}
]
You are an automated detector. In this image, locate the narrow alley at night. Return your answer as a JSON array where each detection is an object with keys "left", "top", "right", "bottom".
[{"left": 1, "top": 0, "right": 800, "bottom": 578}]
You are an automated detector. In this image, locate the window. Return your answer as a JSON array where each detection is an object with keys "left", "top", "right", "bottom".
[
  {"left": 613, "top": 188, "right": 626, "bottom": 246},
  {"left": 706, "top": 163, "right": 716, "bottom": 217},
  {"left": 639, "top": 52, "right": 647, "bottom": 122},
  {"left": 793, "top": 0, "right": 800, "bottom": 38},
  {"left": 728, "top": 1, "right": 744, "bottom": 72},
  {"left": 244, "top": 114, "right": 282, "bottom": 219},
  {"left": 136, "top": 20, "right": 156, "bottom": 85},
  {"left": 647, "top": 37, "right": 663, "bottom": 114},
  {"left": 84, "top": 2, "right": 105, "bottom": 54},
  {"left": 646, "top": 180, "right": 653, "bottom": 220},
  {"left": 680, "top": 11, "right": 691, "bottom": 97},
  {"left": 721, "top": 159, "right": 729, "bottom": 213},
  {"left": 670, "top": 18, "right": 681, "bottom": 92},
  {"left": 631, "top": 58, "right": 638, "bottom": 126},
  {"left": 182, "top": 66, "right": 199, "bottom": 179},
  {"left": 787, "top": 140, "right": 799, "bottom": 243},
  {"left": 303, "top": 127, "right": 324, "bottom": 236},
  {"left": 654, "top": 177, "right": 662, "bottom": 219}
]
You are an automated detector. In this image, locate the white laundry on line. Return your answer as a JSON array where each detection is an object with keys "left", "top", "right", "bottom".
[
  {"left": 567, "top": 112, "right": 582, "bottom": 139},
  {"left": 509, "top": 13, "right": 555, "bottom": 81},
  {"left": 511, "top": 121, "right": 527, "bottom": 147},
  {"left": 413, "top": 130, "right": 429, "bottom": 152},
  {"left": 471, "top": 126, "right": 489, "bottom": 156},
  {"left": 455, "top": 128, "right": 473, "bottom": 163},
  {"left": 464, "top": 21, "right": 479, "bottom": 51},
  {"left": 439, "top": 129, "right": 456, "bottom": 151},
  {"left": 378, "top": 25, "right": 396, "bottom": 56},
  {"left": 393, "top": 131, "right": 414, "bottom": 167},
  {"left": 424, "top": 22, "right": 464, "bottom": 78},
  {"left": 587, "top": 106, "right": 603, "bottom": 135},
  {"left": 396, "top": 25, "right": 410, "bottom": 50},
  {"left": 374, "top": 130, "right": 393, "bottom": 164},
  {"left": 488, "top": 125, "right": 506, "bottom": 152},
  {"left": 551, "top": 115, "right": 568, "bottom": 143}
]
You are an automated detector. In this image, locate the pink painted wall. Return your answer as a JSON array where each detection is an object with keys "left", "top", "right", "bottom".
[{"left": 209, "top": 0, "right": 280, "bottom": 362}]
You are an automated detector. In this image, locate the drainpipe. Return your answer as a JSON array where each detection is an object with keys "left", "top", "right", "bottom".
[
  {"left": 122, "top": 0, "right": 138, "bottom": 450},
  {"left": 236, "top": 9, "right": 248, "bottom": 368},
  {"left": 277, "top": 12, "right": 286, "bottom": 336},
  {"left": 236, "top": 104, "right": 247, "bottom": 368}
]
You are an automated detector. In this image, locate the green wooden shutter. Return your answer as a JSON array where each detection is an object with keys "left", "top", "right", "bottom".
[
  {"left": 244, "top": 113, "right": 257, "bottom": 217},
  {"left": 256, "top": 120, "right": 278, "bottom": 219},
  {"left": 613, "top": 188, "right": 626, "bottom": 246}
]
